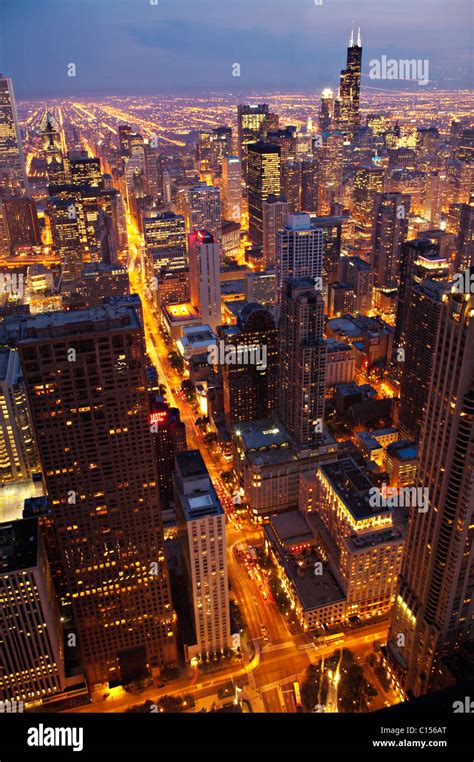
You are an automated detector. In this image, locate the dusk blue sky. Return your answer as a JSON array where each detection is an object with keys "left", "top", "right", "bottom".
[{"left": 0, "top": 0, "right": 472, "bottom": 97}]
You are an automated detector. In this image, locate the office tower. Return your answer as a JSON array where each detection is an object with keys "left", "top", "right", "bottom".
[
  {"left": 209, "top": 126, "right": 233, "bottom": 171},
  {"left": 40, "top": 112, "right": 67, "bottom": 186},
  {"left": 0, "top": 517, "right": 66, "bottom": 703},
  {"left": 19, "top": 305, "right": 177, "bottom": 685},
  {"left": 397, "top": 278, "right": 450, "bottom": 442},
  {"left": 311, "top": 215, "right": 343, "bottom": 286},
  {"left": 70, "top": 157, "right": 102, "bottom": 188},
  {"left": 188, "top": 229, "right": 221, "bottom": 331},
  {"left": 338, "top": 28, "right": 362, "bottom": 140},
  {"left": 217, "top": 303, "right": 278, "bottom": 431},
  {"left": 319, "top": 89, "right": 333, "bottom": 132},
  {"left": 314, "top": 129, "right": 344, "bottom": 215},
  {"left": 300, "top": 158, "right": 316, "bottom": 211},
  {"left": 262, "top": 195, "right": 290, "bottom": 270},
  {"left": 48, "top": 196, "right": 84, "bottom": 284},
  {"left": 118, "top": 124, "right": 132, "bottom": 157},
  {"left": 387, "top": 283, "right": 474, "bottom": 697},
  {"left": 0, "top": 197, "right": 41, "bottom": 253},
  {"left": 0, "top": 76, "right": 28, "bottom": 195},
  {"left": 185, "top": 183, "right": 222, "bottom": 243},
  {"left": 81, "top": 263, "right": 130, "bottom": 306},
  {"left": 247, "top": 143, "right": 281, "bottom": 246},
  {"left": 339, "top": 255, "right": 374, "bottom": 314},
  {"left": 0, "top": 348, "right": 39, "bottom": 481},
  {"left": 394, "top": 239, "right": 449, "bottom": 352},
  {"left": 373, "top": 192, "right": 411, "bottom": 286},
  {"left": 281, "top": 159, "right": 301, "bottom": 212},
  {"left": 221, "top": 156, "right": 241, "bottom": 222},
  {"left": 327, "top": 282, "right": 355, "bottom": 318},
  {"left": 237, "top": 104, "right": 276, "bottom": 175},
  {"left": 174, "top": 450, "right": 232, "bottom": 662},
  {"left": 455, "top": 203, "right": 474, "bottom": 271},
  {"left": 352, "top": 164, "right": 385, "bottom": 241},
  {"left": 196, "top": 130, "right": 212, "bottom": 173},
  {"left": 143, "top": 211, "right": 187, "bottom": 272},
  {"left": 275, "top": 213, "right": 323, "bottom": 304},
  {"left": 149, "top": 397, "right": 187, "bottom": 506},
  {"left": 278, "top": 277, "right": 326, "bottom": 450}
]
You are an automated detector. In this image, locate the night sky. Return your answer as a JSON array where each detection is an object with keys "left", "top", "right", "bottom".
[{"left": 0, "top": 0, "right": 471, "bottom": 96}]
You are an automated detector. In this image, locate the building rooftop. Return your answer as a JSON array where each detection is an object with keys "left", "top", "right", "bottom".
[
  {"left": 0, "top": 517, "right": 39, "bottom": 573},
  {"left": 271, "top": 511, "right": 313, "bottom": 548},
  {"left": 387, "top": 440, "right": 418, "bottom": 461},
  {"left": 319, "top": 457, "right": 390, "bottom": 521},
  {"left": 19, "top": 304, "right": 140, "bottom": 341},
  {"left": 233, "top": 418, "right": 292, "bottom": 452},
  {"left": 175, "top": 450, "right": 207, "bottom": 480}
]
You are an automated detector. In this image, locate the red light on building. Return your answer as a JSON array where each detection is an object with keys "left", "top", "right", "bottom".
[{"left": 150, "top": 411, "right": 168, "bottom": 426}]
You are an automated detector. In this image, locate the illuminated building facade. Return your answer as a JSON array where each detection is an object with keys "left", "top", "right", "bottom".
[
  {"left": 352, "top": 164, "right": 384, "bottom": 241},
  {"left": 275, "top": 213, "right": 323, "bottom": 305},
  {"left": 0, "top": 347, "right": 39, "bottom": 481},
  {"left": 262, "top": 194, "right": 290, "bottom": 270},
  {"left": 247, "top": 142, "right": 281, "bottom": 247},
  {"left": 278, "top": 277, "right": 326, "bottom": 450},
  {"left": 174, "top": 450, "right": 232, "bottom": 661},
  {"left": 0, "top": 517, "right": 65, "bottom": 703},
  {"left": 185, "top": 183, "right": 222, "bottom": 243},
  {"left": 18, "top": 306, "right": 177, "bottom": 685},
  {"left": 188, "top": 229, "right": 221, "bottom": 331},
  {"left": 387, "top": 285, "right": 474, "bottom": 697},
  {"left": 338, "top": 29, "right": 362, "bottom": 140},
  {"left": 143, "top": 211, "right": 187, "bottom": 272},
  {"left": 0, "top": 76, "right": 28, "bottom": 195},
  {"left": 221, "top": 156, "right": 241, "bottom": 222},
  {"left": 373, "top": 192, "right": 411, "bottom": 287}
]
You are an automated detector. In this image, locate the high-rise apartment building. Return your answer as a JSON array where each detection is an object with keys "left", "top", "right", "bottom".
[
  {"left": 143, "top": 211, "right": 187, "bottom": 272},
  {"left": 0, "top": 197, "right": 41, "bottom": 253},
  {"left": 387, "top": 283, "right": 474, "bottom": 697},
  {"left": 18, "top": 305, "right": 177, "bottom": 685},
  {"left": 174, "top": 450, "right": 232, "bottom": 662},
  {"left": 278, "top": 277, "right": 326, "bottom": 450},
  {"left": 262, "top": 194, "right": 290, "bottom": 269},
  {"left": 188, "top": 229, "right": 222, "bottom": 331},
  {"left": 352, "top": 165, "right": 384, "bottom": 242},
  {"left": 247, "top": 142, "right": 281, "bottom": 246},
  {"left": 275, "top": 213, "right": 323, "bottom": 305},
  {"left": 185, "top": 183, "right": 222, "bottom": 243}
]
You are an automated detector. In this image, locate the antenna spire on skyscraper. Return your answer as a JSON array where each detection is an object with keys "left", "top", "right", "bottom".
[
  {"left": 349, "top": 27, "right": 354, "bottom": 47},
  {"left": 357, "top": 27, "right": 361, "bottom": 47}
]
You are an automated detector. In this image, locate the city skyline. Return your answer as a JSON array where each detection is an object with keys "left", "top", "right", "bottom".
[{"left": 0, "top": 3, "right": 472, "bottom": 749}]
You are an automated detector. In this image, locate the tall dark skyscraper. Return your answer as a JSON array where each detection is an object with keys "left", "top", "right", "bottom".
[
  {"left": 387, "top": 282, "right": 474, "bottom": 697},
  {"left": 247, "top": 142, "right": 281, "bottom": 247},
  {"left": 278, "top": 277, "right": 326, "bottom": 450},
  {"left": 338, "top": 28, "right": 362, "bottom": 140},
  {"left": 217, "top": 303, "right": 278, "bottom": 431},
  {"left": 19, "top": 305, "right": 177, "bottom": 685},
  {"left": 373, "top": 192, "right": 411, "bottom": 287}
]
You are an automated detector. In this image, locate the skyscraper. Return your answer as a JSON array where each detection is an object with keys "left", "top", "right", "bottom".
[
  {"left": 247, "top": 142, "right": 281, "bottom": 246},
  {"left": 188, "top": 229, "right": 222, "bottom": 331},
  {"left": 40, "top": 112, "right": 67, "bottom": 187},
  {"left": 275, "top": 213, "right": 323, "bottom": 305},
  {"left": 217, "top": 303, "right": 278, "bottom": 431},
  {"left": 174, "top": 450, "right": 232, "bottom": 662},
  {"left": 185, "top": 183, "right": 222, "bottom": 243},
  {"left": 0, "top": 76, "right": 28, "bottom": 195},
  {"left": 387, "top": 282, "right": 474, "bottom": 697},
  {"left": 338, "top": 29, "right": 362, "bottom": 140},
  {"left": 0, "top": 517, "right": 66, "bottom": 703},
  {"left": 0, "top": 197, "right": 41, "bottom": 253},
  {"left": 19, "top": 305, "right": 177, "bottom": 685},
  {"left": 143, "top": 211, "right": 187, "bottom": 272},
  {"left": 278, "top": 277, "right": 326, "bottom": 451},
  {"left": 373, "top": 192, "right": 411, "bottom": 287},
  {"left": 262, "top": 194, "right": 290, "bottom": 269},
  {"left": 221, "top": 156, "right": 242, "bottom": 222},
  {"left": 237, "top": 104, "right": 277, "bottom": 177},
  {"left": 0, "top": 347, "right": 39, "bottom": 481},
  {"left": 352, "top": 164, "right": 385, "bottom": 242}
]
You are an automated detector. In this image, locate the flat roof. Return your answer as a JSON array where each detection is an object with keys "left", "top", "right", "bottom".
[
  {"left": 271, "top": 511, "right": 313, "bottom": 546},
  {"left": 19, "top": 304, "right": 140, "bottom": 340},
  {"left": 265, "top": 523, "right": 345, "bottom": 611},
  {"left": 233, "top": 418, "right": 292, "bottom": 451},
  {"left": 0, "top": 517, "right": 39, "bottom": 573},
  {"left": 164, "top": 302, "right": 200, "bottom": 322},
  {"left": 319, "top": 457, "right": 390, "bottom": 521}
]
